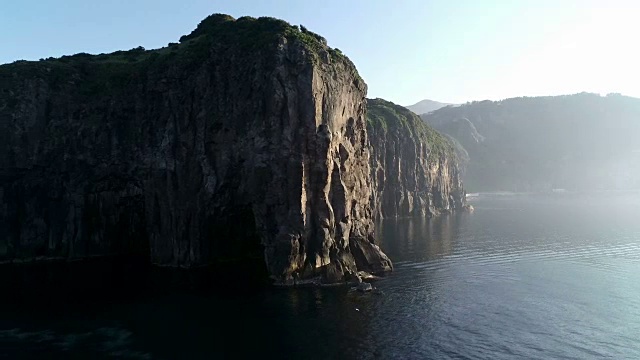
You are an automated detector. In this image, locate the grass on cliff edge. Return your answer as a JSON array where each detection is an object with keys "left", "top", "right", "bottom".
[
  {"left": 0, "top": 14, "right": 364, "bottom": 102},
  {"left": 367, "top": 98, "right": 457, "bottom": 162}
]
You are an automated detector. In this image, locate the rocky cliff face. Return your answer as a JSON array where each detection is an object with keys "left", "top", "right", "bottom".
[
  {"left": 0, "top": 15, "right": 468, "bottom": 285},
  {"left": 0, "top": 15, "right": 391, "bottom": 284},
  {"left": 367, "top": 99, "right": 466, "bottom": 218}
]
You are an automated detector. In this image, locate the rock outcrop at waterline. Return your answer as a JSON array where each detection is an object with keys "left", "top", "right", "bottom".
[
  {"left": 0, "top": 14, "right": 463, "bottom": 284},
  {"left": 367, "top": 99, "right": 466, "bottom": 218}
]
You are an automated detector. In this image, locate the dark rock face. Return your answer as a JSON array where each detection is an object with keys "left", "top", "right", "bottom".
[
  {"left": 0, "top": 15, "right": 462, "bottom": 284},
  {"left": 0, "top": 15, "right": 391, "bottom": 284},
  {"left": 367, "top": 99, "right": 466, "bottom": 218}
]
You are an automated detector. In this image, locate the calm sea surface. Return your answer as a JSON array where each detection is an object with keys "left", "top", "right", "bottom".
[{"left": 2, "top": 193, "right": 640, "bottom": 359}]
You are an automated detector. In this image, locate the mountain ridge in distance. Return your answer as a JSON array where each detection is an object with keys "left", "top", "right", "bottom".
[
  {"left": 421, "top": 92, "right": 640, "bottom": 192},
  {"left": 405, "top": 98, "right": 455, "bottom": 114}
]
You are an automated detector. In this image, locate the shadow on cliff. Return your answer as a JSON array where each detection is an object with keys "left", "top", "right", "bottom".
[{"left": 0, "top": 205, "right": 271, "bottom": 308}]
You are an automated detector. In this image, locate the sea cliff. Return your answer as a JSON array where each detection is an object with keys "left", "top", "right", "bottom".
[
  {"left": 367, "top": 99, "right": 466, "bottom": 218},
  {"left": 0, "top": 14, "right": 465, "bottom": 284}
]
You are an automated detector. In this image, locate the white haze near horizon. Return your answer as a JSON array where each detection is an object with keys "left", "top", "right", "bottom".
[
  {"left": 476, "top": 6, "right": 640, "bottom": 103},
  {"left": 402, "top": 3, "right": 640, "bottom": 105}
]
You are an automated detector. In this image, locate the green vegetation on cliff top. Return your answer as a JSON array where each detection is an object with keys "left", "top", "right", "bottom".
[
  {"left": 367, "top": 98, "right": 456, "bottom": 162},
  {"left": 0, "top": 14, "right": 363, "bottom": 101}
]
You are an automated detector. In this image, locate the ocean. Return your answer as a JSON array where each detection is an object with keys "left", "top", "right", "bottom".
[{"left": 2, "top": 192, "right": 639, "bottom": 359}]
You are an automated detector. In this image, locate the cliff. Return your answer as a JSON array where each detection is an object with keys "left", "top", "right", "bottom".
[
  {"left": 422, "top": 93, "right": 640, "bottom": 191},
  {"left": 367, "top": 99, "right": 466, "bottom": 218},
  {"left": 0, "top": 14, "right": 391, "bottom": 284}
]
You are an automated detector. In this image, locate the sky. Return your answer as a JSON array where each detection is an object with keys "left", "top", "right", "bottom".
[{"left": 2, "top": 0, "right": 640, "bottom": 105}]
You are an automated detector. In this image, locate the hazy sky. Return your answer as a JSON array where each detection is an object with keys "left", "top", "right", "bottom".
[{"left": 2, "top": 0, "right": 639, "bottom": 105}]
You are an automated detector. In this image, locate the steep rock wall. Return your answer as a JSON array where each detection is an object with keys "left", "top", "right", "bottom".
[
  {"left": 0, "top": 15, "right": 391, "bottom": 284},
  {"left": 367, "top": 99, "right": 466, "bottom": 218}
]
